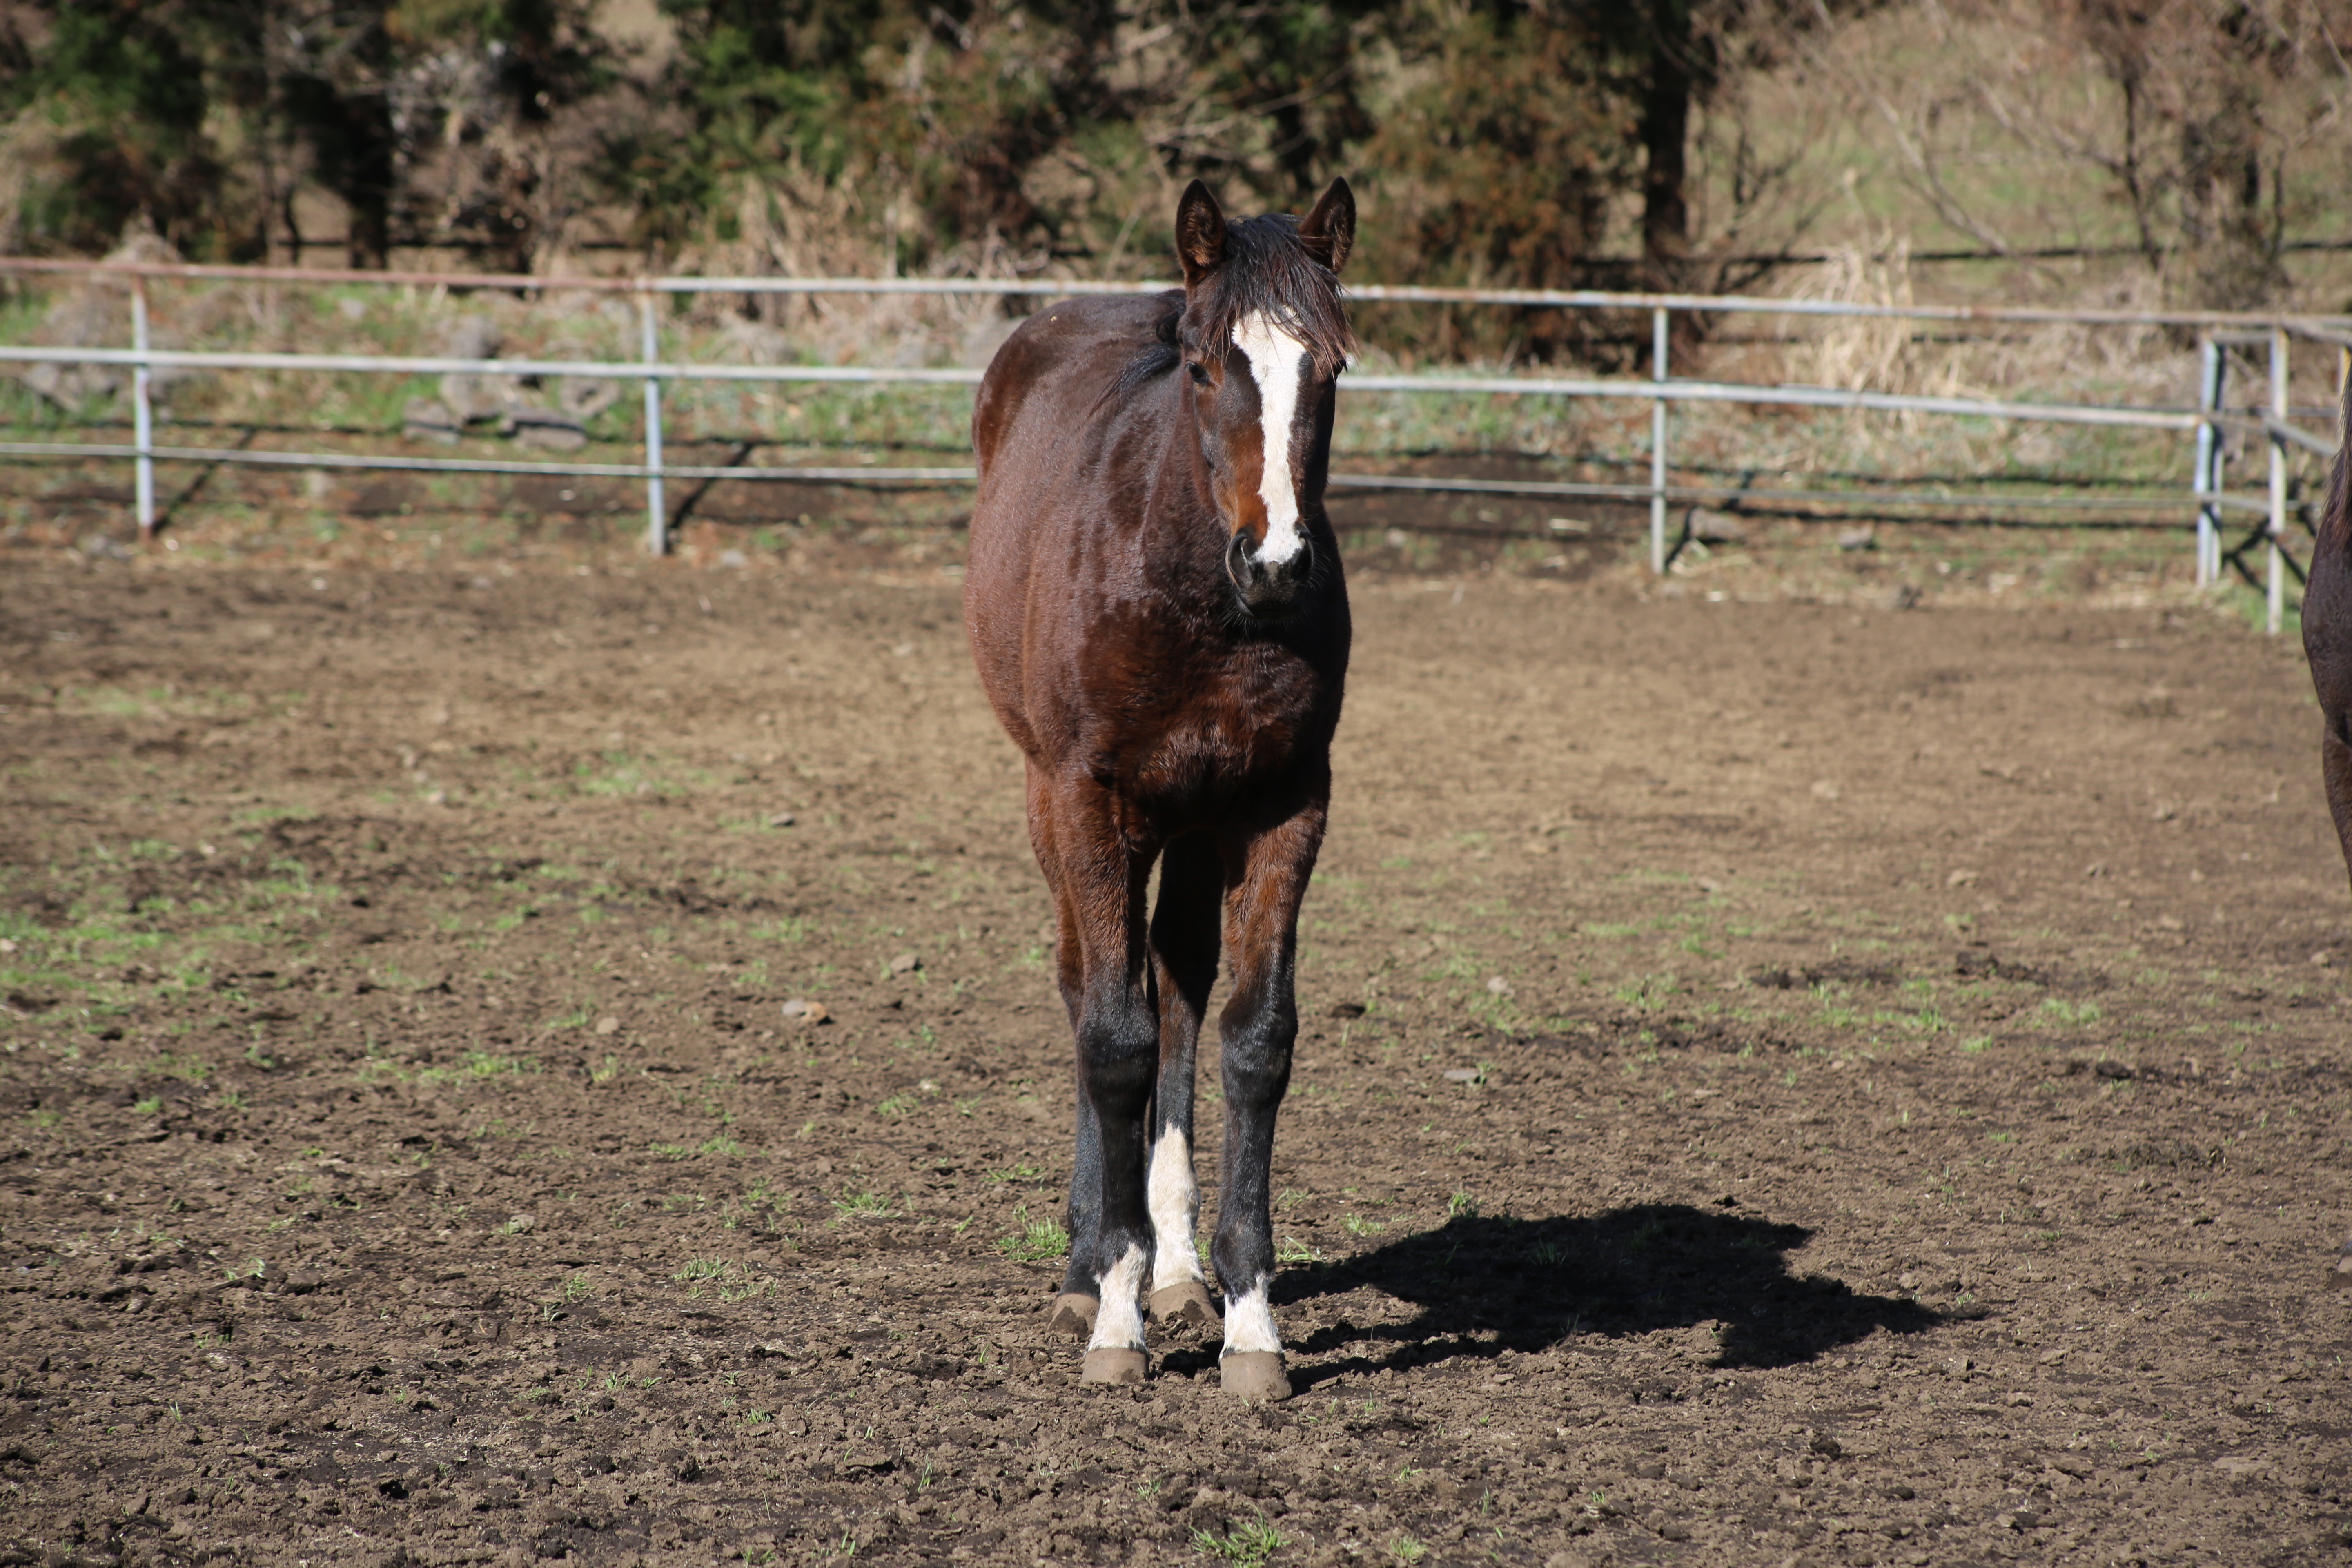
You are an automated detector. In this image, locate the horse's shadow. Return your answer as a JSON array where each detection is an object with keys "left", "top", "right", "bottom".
[{"left": 1170, "top": 1204, "right": 1940, "bottom": 1387}]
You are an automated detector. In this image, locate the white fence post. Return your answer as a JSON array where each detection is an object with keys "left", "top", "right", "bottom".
[
  {"left": 1650, "top": 307, "right": 1668, "bottom": 575},
  {"left": 640, "top": 290, "right": 667, "bottom": 556},
  {"left": 2192, "top": 337, "right": 2221, "bottom": 588},
  {"left": 131, "top": 276, "right": 155, "bottom": 539},
  {"left": 2269, "top": 327, "right": 2288, "bottom": 636}
]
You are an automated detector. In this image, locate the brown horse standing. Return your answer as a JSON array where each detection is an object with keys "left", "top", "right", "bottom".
[
  {"left": 963, "top": 180, "right": 1356, "bottom": 1399},
  {"left": 2305, "top": 369, "right": 2352, "bottom": 895}
]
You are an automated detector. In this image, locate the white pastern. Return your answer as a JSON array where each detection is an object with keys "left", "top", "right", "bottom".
[
  {"left": 1147, "top": 1129, "right": 1204, "bottom": 1291},
  {"left": 1087, "top": 1243, "right": 1149, "bottom": 1352},
  {"left": 1232, "top": 312, "right": 1310, "bottom": 567},
  {"left": 1221, "top": 1278, "right": 1282, "bottom": 1356}
]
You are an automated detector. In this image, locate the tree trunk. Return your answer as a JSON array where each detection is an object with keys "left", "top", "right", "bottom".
[{"left": 1637, "top": 0, "right": 1696, "bottom": 293}]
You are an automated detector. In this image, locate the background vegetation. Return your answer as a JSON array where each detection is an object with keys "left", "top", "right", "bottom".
[{"left": 4, "top": 1, "right": 2351, "bottom": 350}]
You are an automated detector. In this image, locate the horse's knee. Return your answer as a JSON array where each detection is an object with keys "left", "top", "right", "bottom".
[
  {"left": 1221, "top": 1052, "right": 1292, "bottom": 1112},
  {"left": 1218, "top": 1004, "right": 1296, "bottom": 1106},
  {"left": 1076, "top": 999, "right": 1158, "bottom": 1108}
]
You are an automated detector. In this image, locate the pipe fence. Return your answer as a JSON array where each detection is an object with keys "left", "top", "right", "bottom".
[{"left": 2, "top": 256, "right": 2344, "bottom": 631}]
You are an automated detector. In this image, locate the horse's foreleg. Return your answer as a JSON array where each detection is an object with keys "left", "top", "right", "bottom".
[
  {"left": 1038, "top": 775, "right": 1160, "bottom": 1382},
  {"left": 1210, "top": 796, "right": 1327, "bottom": 1401},
  {"left": 1026, "top": 766, "right": 1103, "bottom": 1330},
  {"left": 1145, "top": 832, "right": 1222, "bottom": 1330},
  {"left": 2325, "top": 714, "right": 2352, "bottom": 904}
]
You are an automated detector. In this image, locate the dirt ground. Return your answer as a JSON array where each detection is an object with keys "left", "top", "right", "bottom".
[{"left": 3, "top": 545, "right": 2350, "bottom": 1568}]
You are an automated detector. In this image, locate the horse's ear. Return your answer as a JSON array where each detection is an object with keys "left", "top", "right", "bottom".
[
  {"left": 1298, "top": 178, "right": 1355, "bottom": 275},
  {"left": 1176, "top": 180, "right": 1227, "bottom": 289}
]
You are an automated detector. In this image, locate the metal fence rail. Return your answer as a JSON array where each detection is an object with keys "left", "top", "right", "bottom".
[{"left": 2, "top": 256, "right": 2343, "bottom": 629}]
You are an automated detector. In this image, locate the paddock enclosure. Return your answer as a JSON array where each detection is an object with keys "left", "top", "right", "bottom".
[{"left": 3, "top": 556, "right": 2350, "bottom": 1567}]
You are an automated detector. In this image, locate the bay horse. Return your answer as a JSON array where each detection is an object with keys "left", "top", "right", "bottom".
[
  {"left": 963, "top": 179, "right": 1357, "bottom": 1399},
  {"left": 2305, "top": 366, "right": 2352, "bottom": 898}
]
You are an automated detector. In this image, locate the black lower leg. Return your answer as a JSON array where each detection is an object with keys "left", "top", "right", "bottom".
[
  {"left": 1060, "top": 1093, "right": 1102, "bottom": 1298},
  {"left": 1209, "top": 998, "right": 1295, "bottom": 1298},
  {"left": 1078, "top": 1006, "right": 1157, "bottom": 1290}
]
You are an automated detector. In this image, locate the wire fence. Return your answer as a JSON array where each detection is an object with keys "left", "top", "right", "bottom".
[{"left": 2, "top": 256, "right": 2345, "bottom": 630}]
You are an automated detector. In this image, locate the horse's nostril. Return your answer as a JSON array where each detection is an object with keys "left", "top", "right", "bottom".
[{"left": 1225, "top": 531, "right": 1256, "bottom": 588}]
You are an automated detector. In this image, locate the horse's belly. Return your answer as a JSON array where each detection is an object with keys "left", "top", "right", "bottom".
[{"left": 1118, "top": 704, "right": 1326, "bottom": 817}]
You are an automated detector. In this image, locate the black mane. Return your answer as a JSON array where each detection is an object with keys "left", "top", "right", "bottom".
[
  {"left": 1098, "top": 212, "right": 1355, "bottom": 414},
  {"left": 1183, "top": 213, "right": 1355, "bottom": 378}
]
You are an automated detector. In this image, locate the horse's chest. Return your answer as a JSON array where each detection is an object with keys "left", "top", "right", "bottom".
[{"left": 1114, "top": 666, "right": 1324, "bottom": 801}]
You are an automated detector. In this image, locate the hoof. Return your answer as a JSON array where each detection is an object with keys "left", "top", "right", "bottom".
[
  {"left": 1080, "top": 1347, "right": 1147, "bottom": 1385},
  {"left": 1149, "top": 1280, "right": 1221, "bottom": 1330},
  {"left": 1046, "top": 1292, "right": 1098, "bottom": 1337},
  {"left": 1219, "top": 1351, "right": 1292, "bottom": 1401}
]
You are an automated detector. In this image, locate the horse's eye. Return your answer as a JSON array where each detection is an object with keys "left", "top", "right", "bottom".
[{"left": 1187, "top": 361, "right": 1209, "bottom": 385}]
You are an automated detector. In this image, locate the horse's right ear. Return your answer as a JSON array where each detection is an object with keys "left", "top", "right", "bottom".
[
  {"left": 1299, "top": 178, "right": 1354, "bottom": 274},
  {"left": 1176, "top": 180, "right": 1227, "bottom": 289}
]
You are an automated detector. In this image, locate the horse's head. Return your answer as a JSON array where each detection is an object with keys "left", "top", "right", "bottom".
[{"left": 1174, "top": 178, "right": 1356, "bottom": 622}]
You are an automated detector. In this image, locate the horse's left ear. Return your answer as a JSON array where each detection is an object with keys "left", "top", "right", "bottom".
[
  {"left": 1299, "top": 178, "right": 1355, "bottom": 275},
  {"left": 1176, "top": 180, "right": 1228, "bottom": 289}
]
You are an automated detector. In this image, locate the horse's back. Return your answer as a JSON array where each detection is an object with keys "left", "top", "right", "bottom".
[
  {"left": 2308, "top": 383, "right": 2352, "bottom": 713},
  {"left": 971, "top": 292, "right": 1177, "bottom": 486},
  {"left": 967, "top": 294, "right": 1179, "bottom": 755}
]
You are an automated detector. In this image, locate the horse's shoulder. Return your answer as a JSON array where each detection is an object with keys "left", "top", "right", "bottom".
[
  {"left": 997, "top": 292, "right": 1179, "bottom": 366},
  {"left": 977, "top": 294, "right": 1180, "bottom": 466}
]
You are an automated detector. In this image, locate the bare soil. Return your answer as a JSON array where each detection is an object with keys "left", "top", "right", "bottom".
[{"left": 2, "top": 551, "right": 2349, "bottom": 1568}]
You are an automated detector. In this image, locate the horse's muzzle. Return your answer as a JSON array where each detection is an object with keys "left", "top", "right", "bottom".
[{"left": 1225, "top": 530, "right": 1311, "bottom": 620}]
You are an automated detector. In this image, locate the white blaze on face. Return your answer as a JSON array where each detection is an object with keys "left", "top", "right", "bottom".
[
  {"left": 1231, "top": 312, "right": 1311, "bottom": 567},
  {"left": 1088, "top": 1243, "right": 1149, "bottom": 1352},
  {"left": 1221, "top": 1277, "right": 1282, "bottom": 1356},
  {"left": 1147, "top": 1129, "right": 1203, "bottom": 1292}
]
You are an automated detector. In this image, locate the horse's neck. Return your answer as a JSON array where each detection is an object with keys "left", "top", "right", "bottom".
[{"left": 1141, "top": 393, "right": 1225, "bottom": 579}]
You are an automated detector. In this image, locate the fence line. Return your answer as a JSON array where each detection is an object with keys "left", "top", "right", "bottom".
[
  {"left": 0, "top": 439, "right": 2216, "bottom": 526},
  {"left": 7, "top": 254, "right": 2352, "bottom": 331},
  {"left": 3, "top": 259, "right": 2344, "bottom": 625},
  {"left": 0, "top": 343, "right": 2224, "bottom": 432}
]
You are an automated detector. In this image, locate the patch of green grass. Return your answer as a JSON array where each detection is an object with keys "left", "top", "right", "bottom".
[
  {"left": 998, "top": 1207, "right": 1070, "bottom": 1261},
  {"left": 830, "top": 1189, "right": 893, "bottom": 1221},
  {"left": 1194, "top": 1512, "right": 1285, "bottom": 1566},
  {"left": 648, "top": 1133, "right": 754, "bottom": 1160},
  {"left": 668, "top": 1256, "right": 772, "bottom": 1302},
  {"left": 414, "top": 1050, "right": 538, "bottom": 1087},
  {"left": 1613, "top": 973, "right": 1679, "bottom": 1009},
  {"left": 571, "top": 750, "right": 699, "bottom": 800}
]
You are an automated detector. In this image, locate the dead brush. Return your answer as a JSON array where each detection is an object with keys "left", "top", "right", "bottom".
[
  {"left": 1798, "top": 235, "right": 1922, "bottom": 403},
  {"left": 666, "top": 178, "right": 1054, "bottom": 372}
]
